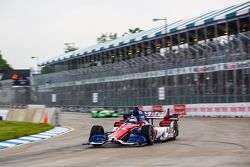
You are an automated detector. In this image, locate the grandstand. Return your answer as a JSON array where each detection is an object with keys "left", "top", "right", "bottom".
[{"left": 34, "top": 2, "right": 250, "bottom": 107}]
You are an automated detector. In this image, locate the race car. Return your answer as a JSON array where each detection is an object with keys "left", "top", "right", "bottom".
[
  {"left": 85, "top": 109, "right": 179, "bottom": 146},
  {"left": 90, "top": 108, "right": 119, "bottom": 118}
]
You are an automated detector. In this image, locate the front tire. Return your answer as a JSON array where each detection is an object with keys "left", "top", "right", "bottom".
[
  {"left": 141, "top": 125, "right": 155, "bottom": 145},
  {"left": 89, "top": 125, "right": 104, "bottom": 146}
]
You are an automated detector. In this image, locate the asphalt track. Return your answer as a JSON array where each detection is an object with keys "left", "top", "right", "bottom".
[{"left": 0, "top": 112, "right": 249, "bottom": 167}]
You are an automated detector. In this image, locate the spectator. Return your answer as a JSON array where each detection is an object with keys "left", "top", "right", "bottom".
[{"left": 241, "top": 83, "right": 247, "bottom": 94}]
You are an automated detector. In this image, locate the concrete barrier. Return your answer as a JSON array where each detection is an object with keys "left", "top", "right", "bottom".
[
  {"left": 5, "top": 107, "right": 61, "bottom": 126},
  {"left": 22, "top": 108, "right": 45, "bottom": 123},
  {"left": 140, "top": 102, "right": 250, "bottom": 117},
  {"left": 6, "top": 109, "right": 28, "bottom": 122},
  {"left": 45, "top": 108, "right": 61, "bottom": 126},
  {"left": 0, "top": 109, "right": 9, "bottom": 120},
  {"left": 185, "top": 103, "right": 250, "bottom": 117},
  {"left": 27, "top": 104, "right": 46, "bottom": 109}
]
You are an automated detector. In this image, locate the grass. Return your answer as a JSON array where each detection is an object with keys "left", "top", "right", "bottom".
[{"left": 0, "top": 121, "right": 54, "bottom": 141}]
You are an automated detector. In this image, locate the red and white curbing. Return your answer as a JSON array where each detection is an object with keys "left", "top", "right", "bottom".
[{"left": 0, "top": 126, "right": 74, "bottom": 150}]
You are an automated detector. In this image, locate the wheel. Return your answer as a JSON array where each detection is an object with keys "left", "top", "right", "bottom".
[
  {"left": 172, "top": 121, "right": 178, "bottom": 140},
  {"left": 89, "top": 125, "right": 104, "bottom": 146},
  {"left": 141, "top": 125, "right": 155, "bottom": 145},
  {"left": 90, "top": 125, "right": 104, "bottom": 136}
]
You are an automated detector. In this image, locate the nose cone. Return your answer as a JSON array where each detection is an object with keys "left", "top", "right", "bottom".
[{"left": 113, "top": 124, "right": 138, "bottom": 140}]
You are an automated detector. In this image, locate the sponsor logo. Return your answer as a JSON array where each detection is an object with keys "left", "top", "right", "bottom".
[
  {"left": 152, "top": 105, "right": 163, "bottom": 112},
  {"left": 174, "top": 104, "right": 186, "bottom": 115}
]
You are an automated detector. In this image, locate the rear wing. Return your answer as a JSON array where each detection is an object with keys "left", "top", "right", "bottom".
[
  {"left": 122, "top": 112, "right": 166, "bottom": 120},
  {"left": 144, "top": 111, "right": 165, "bottom": 119},
  {"left": 145, "top": 111, "right": 179, "bottom": 120},
  {"left": 123, "top": 111, "right": 179, "bottom": 125},
  {"left": 124, "top": 106, "right": 180, "bottom": 120}
]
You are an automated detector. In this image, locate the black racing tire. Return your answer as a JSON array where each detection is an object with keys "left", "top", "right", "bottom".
[
  {"left": 172, "top": 121, "right": 178, "bottom": 140},
  {"left": 89, "top": 125, "right": 104, "bottom": 146},
  {"left": 90, "top": 125, "right": 104, "bottom": 136},
  {"left": 141, "top": 125, "right": 155, "bottom": 145}
]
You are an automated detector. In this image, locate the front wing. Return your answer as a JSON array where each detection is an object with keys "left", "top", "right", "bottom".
[{"left": 88, "top": 133, "right": 148, "bottom": 146}]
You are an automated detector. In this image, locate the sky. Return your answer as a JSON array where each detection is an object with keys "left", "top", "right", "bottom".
[{"left": 0, "top": 0, "right": 248, "bottom": 69}]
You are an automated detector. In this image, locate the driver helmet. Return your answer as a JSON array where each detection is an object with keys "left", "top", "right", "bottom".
[
  {"left": 133, "top": 107, "right": 140, "bottom": 117},
  {"left": 128, "top": 116, "right": 138, "bottom": 124}
]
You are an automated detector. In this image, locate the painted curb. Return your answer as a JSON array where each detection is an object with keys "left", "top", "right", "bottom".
[{"left": 0, "top": 126, "right": 74, "bottom": 150}]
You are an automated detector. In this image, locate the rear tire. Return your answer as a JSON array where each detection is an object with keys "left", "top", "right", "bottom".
[
  {"left": 89, "top": 125, "right": 104, "bottom": 146},
  {"left": 141, "top": 125, "right": 154, "bottom": 145},
  {"left": 172, "top": 121, "right": 178, "bottom": 140}
]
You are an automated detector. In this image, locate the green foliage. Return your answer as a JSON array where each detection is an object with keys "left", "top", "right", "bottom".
[
  {"left": 0, "top": 52, "right": 12, "bottom": 70},
  {"left": 122, "top": 27, "right": 143, "bottom": 37},
  {"left": 97, "top": 33, "right": 107, "bottom": 43},
  {"left": 64, "top": 43, "right": 79, "bottom": 53},
  {"left": 97, "top": 33, "right": 118, "bottom": 43},
  {"left": 0, "top": 121, "right": 53, "bottom": 141},
  {"left": 41, "top": 65, "right": 54, "bottom": 74},
  {"left": 109, "top": 33, "right": 118, "bottom": 40},
  {"left": 97, "top": 28, "right": 143, "bottom": 43}
]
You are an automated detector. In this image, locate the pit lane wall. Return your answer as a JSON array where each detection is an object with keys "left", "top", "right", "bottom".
[
  {"left": 0, "top": 107, "right": 61, "bottom": 126},
  {"left": 141, "top": 102, "right": 250, "bottom": 117}
]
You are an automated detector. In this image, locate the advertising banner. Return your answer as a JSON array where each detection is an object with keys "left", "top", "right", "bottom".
[
  {"left": 92, "top": 93, "right": 98, "bottom": 103},
  {"left": 152, "top": 105, "right": 163, "bottom": 112},
  {"left": 174, "top": 104, "right": 186, "bottom": 115}
]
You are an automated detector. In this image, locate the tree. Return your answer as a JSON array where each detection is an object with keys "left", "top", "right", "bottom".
[
  {"left": 109, "top": 33, "right": 118, "bottom": 40},
  {"left": 97, "top": 33, "right": 108, "bottom": 43},
  {"left": 41, "top": 65, "right": 54, "bottom": 74},
  {"left": 0, "top": 51, "right": 12, "bottom": 70},
  {"left": 97, "top": 33, "right": 118, "bottom": 43},
  {"left": 97, "top": 28, "right": 143, "bottom": 43},
  {"left": 122, "top": 27, "right": 143, "bottom": 37},
  {"left": 129, "top": 27, "right": 143, "bottom": 33},
  {"left": 64, "top": 43, "right": 79, "bottom": 53}
]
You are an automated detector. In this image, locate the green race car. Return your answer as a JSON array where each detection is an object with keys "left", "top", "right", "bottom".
[{"left": 90, "top": 108, "right": 119, "bottom": 118}]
